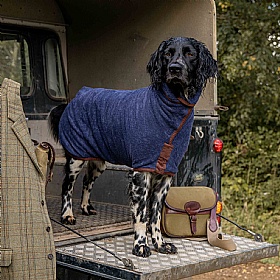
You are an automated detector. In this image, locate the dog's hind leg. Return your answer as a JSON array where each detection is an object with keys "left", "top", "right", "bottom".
[
  {"left": 128, "top": 171, "right": 151, "bottom": 257},
  {"left": 81, "top": 160, "right": 106, "bottom": 215},
  {"left": 61, "top": 157, "right": 85, "bottom": 224},
  {"left": 149, "top": 175, "right": 177, "bottom": 254}
]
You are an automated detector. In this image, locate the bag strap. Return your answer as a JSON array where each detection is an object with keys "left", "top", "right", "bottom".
[
  {"left": 185, "top": 201, "right": 201, "bottom": 235},
  {"left": 208, "top": 200, "right": 219, "bottom": 232},
  {"left": 207, "top": 201, "right": 236, "bottom": 251}
]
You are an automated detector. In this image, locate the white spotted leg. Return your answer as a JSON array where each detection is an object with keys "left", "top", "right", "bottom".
[
  {"left": 128, "top": 171, "right": 152, "bottom": 257},
  {"left": 149, "top": 174, "right": 177, "bottom": 254},
  {"left": 61, "top": 157, "right": 85, "bottom": 224},
  {"left": 81, "top": 160, "right": 106, "bottom": 215}
]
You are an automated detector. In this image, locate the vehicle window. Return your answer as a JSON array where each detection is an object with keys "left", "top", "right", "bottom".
[
  {"left": 0, "top": 32, "right": 31, "bottom": 96},
  {"left": 44, "top": 38, "right": 66, "bottom": 99}
]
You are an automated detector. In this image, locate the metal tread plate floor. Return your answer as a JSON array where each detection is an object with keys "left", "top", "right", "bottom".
[
  {"left": 47, "top": 195, "right": 279, "bottom": 279},
  {"left": 47, "top": 195, "right": 133, "bottom": 245},
  {"left": 56, "top": 234, "right": 279, "bottom": 279}
]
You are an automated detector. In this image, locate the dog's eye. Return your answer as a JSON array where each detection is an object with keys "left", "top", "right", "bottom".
[
  {"left": 186, "top": 52, "right": 194, "bottom": 57},
  {"left": 165, "top": 52, "right": 172, "bottom": 58}
]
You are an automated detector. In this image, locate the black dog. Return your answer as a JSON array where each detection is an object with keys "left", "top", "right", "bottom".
[{"left": 49, "top": 37, "right": 218, "bottom": 257}]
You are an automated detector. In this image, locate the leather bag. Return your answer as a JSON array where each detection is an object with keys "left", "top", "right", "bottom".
[{"left": 161, "top": 186, "right": 236, "bottom": 251}]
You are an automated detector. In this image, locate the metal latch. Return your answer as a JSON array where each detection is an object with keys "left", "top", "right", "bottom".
[{"left": 214, "top": 105, "right": 229, "bottom": 111}]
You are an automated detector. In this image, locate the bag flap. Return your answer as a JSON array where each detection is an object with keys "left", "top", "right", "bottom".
[{"left": 165, "top": 186, "right": 217, "bottom": 212}]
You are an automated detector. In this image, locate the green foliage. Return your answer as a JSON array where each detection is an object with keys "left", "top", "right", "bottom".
[
  {"left": 0, "top": 36, "right": 31, "bottom": 85},
  {"left": 221, "top": 130, "right": 280, "bottom": 244},
  {"left": 216, "top": 0, "right": 280, "bottom": 258}
]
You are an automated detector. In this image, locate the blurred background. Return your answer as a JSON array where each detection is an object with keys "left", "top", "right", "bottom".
[{"left": 216, "top": 0, "right": 280, "bottom": 264}]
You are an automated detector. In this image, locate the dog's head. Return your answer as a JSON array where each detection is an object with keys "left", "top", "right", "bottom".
[{"left": 147, "top": 37, "right": 218, "bottom": 99}]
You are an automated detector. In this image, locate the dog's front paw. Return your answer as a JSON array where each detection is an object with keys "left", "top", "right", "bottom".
[
  {"left": 154, "top": 242, "right": 177, "bottom": 254},
  {"left": 132, "top": 244, "right": 151, "bottom": 258},
  {"left": 81, "top": 204, "right": 97, "bottom": 216},
  {"left": 61, "top": 215, "right": 76, "bottom": 225}
]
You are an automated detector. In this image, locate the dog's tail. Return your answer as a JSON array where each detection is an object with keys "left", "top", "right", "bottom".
[{"left": 48, "top": 104, "right": 67, "bottom": 142}]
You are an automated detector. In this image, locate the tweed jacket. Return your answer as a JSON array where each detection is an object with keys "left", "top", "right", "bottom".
[
  {"left": 59, "top": 83, "right": 202, "bottom": 175},
  {"left": 0, "top": 79, "right": 56, "bottom": 279}
]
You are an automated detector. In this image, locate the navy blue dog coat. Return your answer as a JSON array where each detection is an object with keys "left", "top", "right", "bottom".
[{"left": 59, "top": 83, "right": 202, "bottom": 175}]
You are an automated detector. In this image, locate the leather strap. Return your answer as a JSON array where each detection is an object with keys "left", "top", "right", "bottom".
[
  {"left": 33, "top": 140, "right": 55, "bottom": 184},
  {"left": 208, "top": 201, "right": 218, "bottom": 233},
  {"left": 185, "top": 201, "right": 201, "bottom": 234},
  {"left": 41, "top": 142, "right": 55, "bottom": 183}
]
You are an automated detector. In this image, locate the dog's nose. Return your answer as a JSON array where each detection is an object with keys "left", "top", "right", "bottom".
[{"left": 169, "top": 63, "right": 183, "bottom": 72}]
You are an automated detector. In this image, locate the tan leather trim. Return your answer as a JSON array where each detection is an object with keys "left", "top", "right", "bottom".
[{"left": 207, "top": 220, "right": 237, "bottom": 251}]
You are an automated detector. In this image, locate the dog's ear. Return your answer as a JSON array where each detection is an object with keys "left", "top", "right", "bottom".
[
  {"left": 147, "top": 40, "right": 168, "bottom": 89},
  {"left": 195, "top": 41, "right": 218, "bottom": 90}
]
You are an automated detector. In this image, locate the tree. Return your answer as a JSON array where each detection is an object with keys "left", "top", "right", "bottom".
[{"left": 216, "top": 1, "right": 280, "bottom": 246}]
